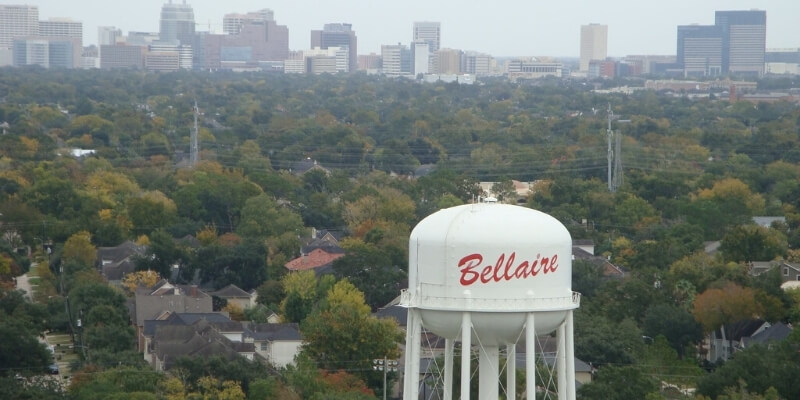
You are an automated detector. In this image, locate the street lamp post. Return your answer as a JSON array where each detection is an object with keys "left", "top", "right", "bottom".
[{"left": 373, "top": 357, "right": 398, "bottom": 400}]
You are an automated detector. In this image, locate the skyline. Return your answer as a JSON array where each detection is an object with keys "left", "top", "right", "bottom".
[{"left": 15, "top": 0, "right": 800, "bottom": 57}]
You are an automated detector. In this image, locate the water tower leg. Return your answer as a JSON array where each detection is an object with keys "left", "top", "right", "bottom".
[
  {"left": 557, "top": 322, "right": 567, "bottom": 400},
  {"left": 506, "top": 342, "right": 516, "bottom": 400},
  {"left": 566, "top": 310, "right": 576, "bottom": 400},
  {"left": 525, "top": 313, "right": 536, "bottom": 400},
  {"left": 404, "top": 309, "right": 421, "bottom": 400},
  {"left": 479, "top": 345, "right": 499, "bottom": 400},
  {"left": 444, "top": 339, "right": 454, "bottom": 400},
  {"left": 461, "top": 312, "right": 472, "bottom": 400}
]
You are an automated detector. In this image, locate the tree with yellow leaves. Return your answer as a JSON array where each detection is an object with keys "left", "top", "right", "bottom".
[{"left": 121, "top": 270, "right": 161, "bottom": 294}]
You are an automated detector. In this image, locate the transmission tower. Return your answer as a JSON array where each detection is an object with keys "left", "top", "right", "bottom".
[
  {"left": 606, "top": 104, "right": 628, "bottom": 193},
  {"left": 190, "top": 100, "right": 199, "bottom": 167}
]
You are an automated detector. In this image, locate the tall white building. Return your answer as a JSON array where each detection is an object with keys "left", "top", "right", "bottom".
[
  {"left": 411, "top": 40, "right": 429, "bottom": 76},
  {"left": 0, "top": 5, "right": 39, "bottom": 49},
  {"left": 98, "top": 26, "right": 122, "bottom": 46},
  {"left": 40, "top": 18, "right": 83, "bottom": 49},
  {"left": 413, "top": 21, "right": 440, "bottom": 53},
  {"left": 579, "top": 23, "right": 608, "bottom": 72}
]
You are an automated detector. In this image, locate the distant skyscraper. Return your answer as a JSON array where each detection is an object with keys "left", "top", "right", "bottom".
[
  {"left": 435, "top": 48, "right": 463, "bottom": 74},
  {"left": 40, "top": 18, "right": 83, "bottom": 49},
  {"left": 677, "top": 24, "right": 723, "bottom": 77},
  {"left": 715, "top": 10, "right": 766, "bottom": 77},
  {"left": 413, "top": 22, "right": 440, "bottom": 53},
  {"left": 310, "top": 23, "right": 357, "bottom": 73},
  {"left": 223, "top": 9, "right": 274, "bottom": 35},
  {"left": 160, "top": 0, "right": 195, "bottom": 45},
  {"left": 411, "top": 41, "right": 429, "bottom": 76},
  {"left": 13, "top": 37, "right": 80, "bottom": 68},
  {"left": 0, "top": 5, "right": 39, "bottom": 49},
  {"left": 98, "top": 26, "right": 122, "bottom": 46},
  {"left": 381, "top": 44, "right": 411, "bottom": 75},
  {"left": 580, "top": 24, "right": 608, "bottom": 72}
]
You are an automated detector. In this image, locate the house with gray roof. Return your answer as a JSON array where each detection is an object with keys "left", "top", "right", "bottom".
[
  {"left": 133, "top": 281, "right": 213, "bottom": 350},
  {"left": 243, "top": 322, "right": 302, "bottom": 368},
  {"left": 149, "top": 319, "right": 255, "bottom": 371},
  {"left": 209, "top": 284, "right": 256, "bottom": 310}
]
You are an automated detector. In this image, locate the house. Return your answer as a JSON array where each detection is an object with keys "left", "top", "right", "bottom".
[
  {"left": 102, "top": 258, "right": 137, "bottom": 287},
  {"left": 572, "top": 239, "right": 626, "bottom": 279},
  {"left": 752, "top": 216, "right": 786, "bottom": 228},
  {"left": 290, "top": 157, "right": 330, "bottom": 176},
  {"left": 780, "top": 262, "right": 800, "bottom": 283},
  {"left": 285, "top": 230, "right": 346, "bottom": 274},
  {"left": 148, "top": 319, "right": 255, "bottom": 371},
  {"left": 132, "top": 280, "right": 213, "bottom": 351},
  {"left": 97, "top": 240, "right": 145, "bottom": 267},
  {"left": 748, "top": 261, "right": 780, "bottom": 277},
  {"left": 142, "top": 312, "right": 238, "bottom": 365},
  {"left": 243, "top": 322, "right": 303, "bottom": 368},
  {"left": 0, "top": 122, "right": 8, "bottom": 135},
  {"left": 208, "top": 284, "right": 256, "bottom": 310},
  {"left": 741, "top": 322, "right": 792, "bottom": 350},
  {"left": 97, "top": 240, "right": 146, "bottom": 285},
  {"left": 704, "top": 319, "right": 770, "bottom": 362}
]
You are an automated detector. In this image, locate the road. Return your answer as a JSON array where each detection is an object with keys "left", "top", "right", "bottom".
[{"left": 15, "top": 262, "right": 37, "bottom": 300}]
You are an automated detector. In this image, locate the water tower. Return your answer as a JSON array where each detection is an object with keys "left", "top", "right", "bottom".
[{"left": 401, "top": 203, "right": 580, "bottom": 400}]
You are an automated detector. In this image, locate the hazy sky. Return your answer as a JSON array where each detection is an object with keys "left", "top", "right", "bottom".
[{"left": 21, "top": 0, "right": 800, "bottom": 57}]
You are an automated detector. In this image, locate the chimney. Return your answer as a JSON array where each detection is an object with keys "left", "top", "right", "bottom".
[{"left": 191, "top": 285, "right": 198, "bottom": 297}]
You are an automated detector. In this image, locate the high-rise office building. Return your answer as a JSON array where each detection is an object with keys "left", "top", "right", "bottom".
[
  {"left": 464, "top": 51, "right": 492, "bottom": 75},
  {"left": 40, "top": 18, "right": 83, "bottom": 49},
  {"left": 413, "top": 22, "right": 440, "bottom": 53},
  {"left": 677, "top": 25, "right": 723, "bottom": 77},
  {"left": 715, "top": 10, "right": 766, "bottom": 77},
  {"left": 98, "top": 26, "right": 122, "bottom": 46},
  {"left": 435, "top": 48, "right": 463, "bottom": 74},
  {"left": 381, "top": 44, "right": 411, "bottom": 76},
  {"left": 13, "top": 37, "right": 80, "bottom": 68},
  {"left": 194, "top": 18, "right": 289, "bottom": 70},
  {"left": 580, "top": 24, "right": 608, "bottom": 72},
  {"left": 411, "top": 41, "right": 429, "bottom": 76},
  {"left": 0, "top": 5, "right": 39, "bottom": 49},
  {"left": 676, "top": 10, "right": 766, "bottom": 77},
  {"left": 311, "top": 23, "right": 357, "bottom": 73},
  {"left": 160, "top": 0, "right": 195, "bottom": 46},
  {"left": 223, "top": 9, "right": 274, "bottom": 35}
]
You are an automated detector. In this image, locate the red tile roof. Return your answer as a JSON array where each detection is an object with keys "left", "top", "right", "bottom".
[{"left": 284, "top": 248, "right": 345, "bottom": 271}]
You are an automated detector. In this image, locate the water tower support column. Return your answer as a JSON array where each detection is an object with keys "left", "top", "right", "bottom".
[
  {"left": 525, "top": 313, "right": 536, "bottom": 400},
  {"left": 444, "top": 339, "right": 454, "bottom": 400},
  {"left": 479, "top": 345, "right": 499, "bottom": 400},
  {"left": 506, "top": 342, "right": 516, "bottom": 400},
  {"left": 404, "top": 309, "right": 422, "bottom": 400},
  {"left": 557, "top": 322, "right": 567, "bottom": 400},
  {"left": 461, "top": 312, "right": 472, "bottom": 400},
  {"left": 566, "top": 310, "right": 576, "bottom": 400}
]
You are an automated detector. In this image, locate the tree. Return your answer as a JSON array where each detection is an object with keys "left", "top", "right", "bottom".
[
  {"left": 62, "top": 231, "right": 96, "bottom": 268},
  {"left": 643, "top": 304, "right": 703, "bottom": 358},
  {"left": 574, "top": 309, "right": 643, "bottom": 366},
  {"left": 121, "top": 270, "right": 161, "bottom": 294},
  {"left": 720, "top": 225, "right": 787, "bottom": 263},
  {"left": 332, "top": 239, "right": 406, "bottom": 310},
  {"left": 692, "top": 283, "right": 763, "bottom": 333},
  {"left": 236, "top": 194, "right": 304, "bottom": 240},
  {"left": 300, "top": 280, "right": 403, "bottom": 391},
  {"left": 577, "top": 365, "right": 659, "bottom": 400}
]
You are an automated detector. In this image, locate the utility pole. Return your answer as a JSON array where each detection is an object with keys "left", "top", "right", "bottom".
[{"left": 373, "top": 357, "right": 398, "bottom": 400}]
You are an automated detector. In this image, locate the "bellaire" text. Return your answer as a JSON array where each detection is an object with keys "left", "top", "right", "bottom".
[{"left": 457, "top": 252, "right": 559, "bottom": 286}]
